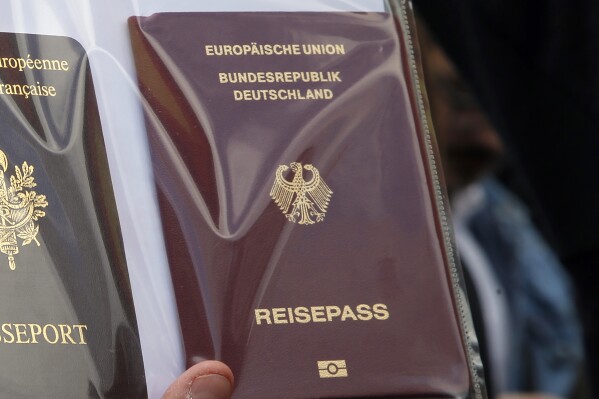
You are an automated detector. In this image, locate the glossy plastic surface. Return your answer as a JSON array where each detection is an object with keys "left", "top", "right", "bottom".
[
  {"left": 0, "top": 2, "right": 385, "bottom": 397},
  {"left": 130, "top": 3, "right": 484, "bottom": 398},
  {"left": 0, "top": 1, "right": 484, "bottom": 398},
  {"left": 0, "top": 32, "right": 146, "bottom": 397}
]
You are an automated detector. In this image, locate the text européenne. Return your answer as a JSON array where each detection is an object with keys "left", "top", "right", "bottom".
[{"left": 0, "top": 54, "right": 70, "bottom": 99}]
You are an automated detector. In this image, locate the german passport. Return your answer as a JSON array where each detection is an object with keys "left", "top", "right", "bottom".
[
  {"left": 129, "top": 2, "right": 485, "bottom": 398},
  {"left": 0, "top": 32, "right": 146, "bottom": 397}
]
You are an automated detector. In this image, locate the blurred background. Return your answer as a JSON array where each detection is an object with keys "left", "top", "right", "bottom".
[{"left": 414, "top": 1, "right": 599, "bottom": 399}]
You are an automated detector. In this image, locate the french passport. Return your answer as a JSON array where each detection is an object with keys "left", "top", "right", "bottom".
[
  {"left": 129, "top": 2, "right": 485, "bottom": 398},
  {"left": 0, "top": 32, "right": 146, "bottom": 397}
]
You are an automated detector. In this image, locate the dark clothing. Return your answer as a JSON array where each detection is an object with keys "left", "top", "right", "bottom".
[{"left": 414, "top": 2, "right": 599, "bottom": 395}]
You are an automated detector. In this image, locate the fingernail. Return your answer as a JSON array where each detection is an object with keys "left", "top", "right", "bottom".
[{"left": 189, "top": 374, "right": 232, "bottom": 399}]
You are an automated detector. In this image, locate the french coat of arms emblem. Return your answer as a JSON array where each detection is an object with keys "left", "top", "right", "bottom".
[{"left": 0, "top": 148, "right": 48, "bottom": 270}]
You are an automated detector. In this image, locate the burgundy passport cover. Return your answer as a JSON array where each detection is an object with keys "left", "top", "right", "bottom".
[{"left": 129, "top": 5, "right": 483, "bottom": 399}]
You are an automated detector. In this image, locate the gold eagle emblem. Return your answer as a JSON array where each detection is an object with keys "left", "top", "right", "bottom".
[
  {"left": 270, "top": 162, "right": 332, "bottom": 225},
  {"left": 0, "top": 149, "right": 48, "bottom": 270}
]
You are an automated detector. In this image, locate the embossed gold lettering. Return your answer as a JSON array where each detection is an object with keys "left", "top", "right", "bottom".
[
  {"left": 43, "top": 324, "right": 59, "bottom": 344},
  {"left": 0, "top": 323, "right": 87, "bottom": 345},
  {"left": 2, "top": 324, "right": 15, "bottom": 343},
  {"left": 287, "top": 308, "right": 295, "bottom": 323},
  {"left": 72, "top": 325, "right": 88, "bottom": 345},
  {"left": 272, "top": 308, "right": 288, "bottom": 324},
  {"left": 294, "top": 307, "right": 311, "bottom": 324},
  {"left": 255, "top": 309, "right": 272, "bottom": 325},
  {"left": 254, "top": 304, "right": 391, "bottom": 325},
  {"left": 29, "top": 324, "right": 42, "bottom": 344},
  {"left": 341, "top": 306, "right": 358, "bottom": 321},
  {"left": 205, "top": 43, "right": 344, "bottom": 56},
  {"left": 59, "top": 324, "right": 77, "bottom": 344},
  {"left": 0, "top": 82, "right": 57, "bottom": 99},
  {"left": 0, "top": 55, "right": 69, "bottom": 71},
  {"left": 373, "top": 304, "right": 390, "bottom": 320},
  {"left": 15, "top": 324, "right": 30, "bottom": 344},
  {"left": 325, "top": 306, "right": 341, "bottom": 321},
  {"left": 357, "top": 304, "right": 374, "bottom": 321},
  {"left": 301, "top": 44, "right": 345, "bottom": 55},
  {"left": 311, "top": 306, "right": 327, "bottom": 323},
  {"left": 219, "top": 71, "right": 341, "bottom": 84},
  {"left": 232, "top": 88, "right": 334, "bottom": 102}
]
